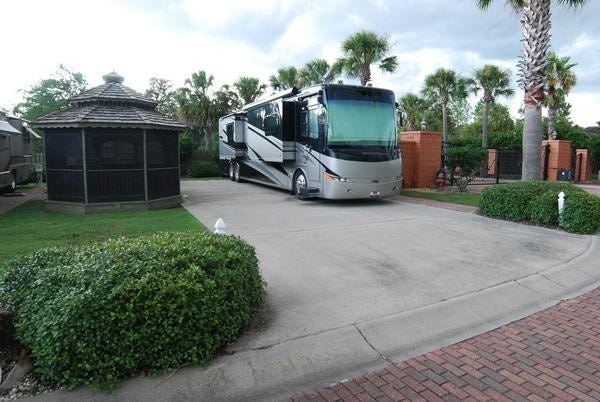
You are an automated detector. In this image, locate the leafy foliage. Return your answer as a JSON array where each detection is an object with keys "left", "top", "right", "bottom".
[
  {"left": 188, "top": 161, "right": 222, "bottom": 178},
  {"left": 480, "top": 181, "right": 597, "bottom": 234},
  {"left": 269, "top": 66, "right": 300, "bottom": 91},
  {"left": 0, "top": 232, "right": 264, "bottom": 389},
  {"left": 233, "top": 76, "right": 266, "bottom": 105},
  {"left": 561, "top": 191, "right": 600, "bottom": 234},
  {"left": 298, "top": 59, "right": 338, "bottom": 87},
  {"left": 13, "top": 64, "right": 87, "bottom": 121},
  {"left": 332, "top": 30, "right": 397, "bottom": 86},
  {"left": 145, "top": 78, "right": 178, "bottom": 118}
]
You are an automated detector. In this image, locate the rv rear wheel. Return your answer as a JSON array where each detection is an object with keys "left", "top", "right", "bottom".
[
  {"left": 234, "top": 162, "right": 242, "bottom": 182},
  {"left": 228, "top": 161, "right": 235, "bottom": 180},
  {"left": 293, "top": 171, "right": 307, "bottom": 199}
]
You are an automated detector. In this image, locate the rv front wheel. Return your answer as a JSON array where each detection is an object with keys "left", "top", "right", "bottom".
[{"left": 293, "top": 171, "right": 307, "bottom": 199}]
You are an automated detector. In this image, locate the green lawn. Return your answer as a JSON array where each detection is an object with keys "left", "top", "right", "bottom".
[
  {"left": 0, "top": 201, "right": 206, "bottom": 266},
  {"left": 401, "top": 190, "right": 481, "bottom": 207}
]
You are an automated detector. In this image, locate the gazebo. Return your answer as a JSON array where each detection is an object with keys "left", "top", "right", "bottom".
[{"left": 34, "top": 72, "right": 185, "bottom": 213}]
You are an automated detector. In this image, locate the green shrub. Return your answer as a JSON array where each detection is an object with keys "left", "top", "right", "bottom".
[
  {"left": 529, "top": 187, "right": 584, "bottom": 226},
  {"left": 480, "top": 181, "right": 581, "bottom": 221},
  {"left": 188, "top": 160, "right": 222, "bottom": 178},
  {"left": 0, "top": 232, "right": 264, "bottom": 389},
  {"left": 561, "top": 192, "right": 600, "bottom": 234}
]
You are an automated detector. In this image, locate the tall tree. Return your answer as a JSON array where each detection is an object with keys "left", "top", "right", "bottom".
[
  {"left": 269, "top": 66, "right": 300, "bottom": 91},
  {"left": 213, "top": 84, "right": 241, "bottom": 117},
  {"left": 477, "top": 0, "right": 587, "bottom": 180},
  {"left": 233, "top": 76, "right": 266, "bottom": 105},
  {"left": 333, "top": 30, "right": 398, "bottom": 86},
  {"left": 13, "top": 64, "right": 87, "bottom": 121},
  {"left": 398, "top": 93, "right": 427, "bottom": 131},
  {"left": 174, "top": 71, "right": 216, "bottom": 148},
  {"left": 145, "top": 77, "right": 177, "bottom": 118},
  {"left": 545, "top": 52, "right": 577, "bottom": 139},
  {"left": 468, "top": 64, "right": 514, "bottom": 148},
  {"left": 299, "top": 59, "right": 337, "bottom": 86},
  {"left": 421, "top": 68, "right": 469, "bottom": 143}
]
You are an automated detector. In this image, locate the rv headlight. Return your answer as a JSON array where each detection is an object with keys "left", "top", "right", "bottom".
[
  {"left": 339, "top": 177, "right": 348, "bottom": 182},
  {"left": 324, "top": 172, "right": 339, "bottom": 181}
]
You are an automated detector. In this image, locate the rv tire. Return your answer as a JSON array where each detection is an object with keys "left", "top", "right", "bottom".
[
  {"left": 234, "top": 162, "right": 242, "bottom": 183},
  {"left": 228, "top": 161, "right": 235, "bottom": 181},
  {"left": 293, "top": 170, "right": 307, "bottom": 200}
]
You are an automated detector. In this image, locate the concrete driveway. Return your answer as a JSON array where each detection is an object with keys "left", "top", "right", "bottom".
[
  {"left": 31, "top": 179, "right": 600, "bottom": 402},
  {"left": 182, "top": 180, "right": 590, "bottom": 349}
]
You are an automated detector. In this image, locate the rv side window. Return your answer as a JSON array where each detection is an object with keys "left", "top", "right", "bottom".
[
  {"left": 300, "top": 110, "right": 309, "bottom": 139},
  {"left": 308, "top": 109, "right": 319, "bottom": 140},
  {"left": 226, "top": 122, "right": 234, "bottom": 143}
]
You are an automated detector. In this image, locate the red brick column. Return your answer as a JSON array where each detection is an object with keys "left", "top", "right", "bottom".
[
  {"left": 399, "top": 140, "right": 417, "bottom": 188},
  {"left": 399, "top": 131, "right": 442, "bottom": 188},
  {"left": 575, "top": 149, "right": 592, "bottom": 182},
  {"left": 542, "top": 140, "right": 572, "bottom": 181}
]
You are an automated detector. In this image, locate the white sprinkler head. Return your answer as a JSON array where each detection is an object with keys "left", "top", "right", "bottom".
[{"left": 214, "top": 218, "right": 227, "bottom": 234}]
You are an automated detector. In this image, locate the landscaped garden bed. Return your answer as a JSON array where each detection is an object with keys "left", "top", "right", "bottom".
[
  {"left": 479, "top": 181, "right": 600, "bottom": 234},
  {"left": 0, "top": 232, "right": 265, "bottom": 393}
]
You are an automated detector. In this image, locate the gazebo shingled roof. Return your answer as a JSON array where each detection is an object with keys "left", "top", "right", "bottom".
[{"left": 34, "top": 72, "right": 185, "bottom": 130}]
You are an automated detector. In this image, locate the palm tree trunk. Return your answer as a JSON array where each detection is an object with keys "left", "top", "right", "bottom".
[
  {"left": 360, "top": 65, "right": 371, "bottom": 86},
  {"left": 482, "top": 101, "right": 490, "bottom": 148},
  {"left": 520, "top": 0, "right": 550, "bottom": 181},
  {"left": 547, "top": 105, "right": 557, "bottom": 140},
  {"left": 522, "top": 102, "right": 543, "bottom": 180}
]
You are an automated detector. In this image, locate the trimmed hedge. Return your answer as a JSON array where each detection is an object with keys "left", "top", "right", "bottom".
[
  {"left": 529, "top": 187, "right": 582, "bottom": 226},
  {"left": 480, "top": 181, "right": 599, "bottom": 234},
  {"left": 561, "top": 191, "right": 600, "bottom": 234},
  {"left": 0, "top": 232, "right": 264, "bottom": 389},
  {"left": 189, "top": 160, "right": 222, "bottom": 178}
]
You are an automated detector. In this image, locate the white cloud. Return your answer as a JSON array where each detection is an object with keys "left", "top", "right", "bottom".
[{"left": 1, "top": 0, "right": 598, "bottom": 127}]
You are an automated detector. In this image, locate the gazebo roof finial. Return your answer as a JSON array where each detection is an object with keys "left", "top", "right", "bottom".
[{"left": 102, "top": 71, "right": 124, "bottom": 84}]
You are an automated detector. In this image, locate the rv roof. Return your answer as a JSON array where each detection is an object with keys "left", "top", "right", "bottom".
[{"left": 0, "top": 120, "right": 20, "bottom": 134}]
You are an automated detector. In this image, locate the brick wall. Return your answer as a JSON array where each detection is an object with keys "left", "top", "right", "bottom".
[
  {"left": 399, "top": 131, "right": 442, "bottom": 188},
  {"left": 542, "top": 140, "right": 572, "bottom": 181}
]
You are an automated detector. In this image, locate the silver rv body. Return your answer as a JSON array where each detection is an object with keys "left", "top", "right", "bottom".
[
  {"left": 218, "top": 84, "right": 402, "bottom": 199},
  {"left": 0, "top": 112, "right": 40, "bottom": 191}
]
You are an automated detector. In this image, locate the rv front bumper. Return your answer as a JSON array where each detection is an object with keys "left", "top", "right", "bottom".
[{"left": 322, "top": 177, "right": 403, "bottom": 200}]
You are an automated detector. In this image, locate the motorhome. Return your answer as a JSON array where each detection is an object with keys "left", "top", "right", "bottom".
[
  {"left": 218, "top": 84, "right": 402, "bottom": 199},
  {"left": 0, "top": 111, "right": 40, "bottom": 191}
]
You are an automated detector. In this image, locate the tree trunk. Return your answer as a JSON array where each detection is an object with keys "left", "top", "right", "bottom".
[
  {"left": 522, "top": 103, "right": 543, "bottom": 180},
  {"left": 547, "top": 104, "right": 557, "bottom": 140},
  {"left": 360, "top": 65, "right": 371, "bottom": 86},
  {"left": 442, "top": 103, "right": 448, "bottom": 143},
  {"left": 482, "top": 101, "right": 490, "bottom": 149},
  {"left": 519, "top": 0, "right": 550, "bottom": 181}
]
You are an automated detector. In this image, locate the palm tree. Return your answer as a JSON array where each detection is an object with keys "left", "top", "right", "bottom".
[
  {"left": 269, "top": 66, "right": 300, "bottom": 91},
  {"left": 469, "top": 65, "right": 514, "bottom": 148},
  {"left": 545, "top": 52, "right": 577, "bottom": 139},
  {"left": 421, "top": 68, "right": 469, "bottom": 143},
  {"left": 333, "top": 30, "right": 398, "bottom": 86},
  {"left": 477, "top": 0, "right": 587, "bottom": 180},
  {"left": 398, "top": 93, "right": 427, "bottom": 131},
  {"left": 234, "top": 76, "right": 266, "bottom": 105},
  {"left": 299, "top": 59, "right": 337, "bottom": 87},
  {"left": 174, "top": 71, "right": 216, "bottom": 148}
]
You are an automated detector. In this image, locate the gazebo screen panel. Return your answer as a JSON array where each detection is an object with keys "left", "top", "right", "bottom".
[
  {"left": 147, "top": 130, "right": 180, "bottom": 200},
  {"left": 45, "top": 129, "right": 84, "bottom": 202},
  {"left": 85, "top": 128, "right": 144, "bottom": 202}
]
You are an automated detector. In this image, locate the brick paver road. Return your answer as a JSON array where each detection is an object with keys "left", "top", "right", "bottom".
[{"left": 288, "top": 288, "right": 600, "bottom": 402}]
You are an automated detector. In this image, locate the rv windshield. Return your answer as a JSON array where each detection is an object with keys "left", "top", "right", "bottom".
[{"left": 326, "top": 87, "right": 396, "bottom": 149}]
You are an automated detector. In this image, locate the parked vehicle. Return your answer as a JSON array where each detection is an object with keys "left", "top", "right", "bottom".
[
  {"left": 218, "top": 84, "right": 402, "bottom": 199},
  {"left": 0, "top": 111, "right": 41, "bottom": 192}
]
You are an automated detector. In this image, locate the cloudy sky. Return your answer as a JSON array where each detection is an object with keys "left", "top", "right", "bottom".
[{"left": 2, "top": 0, "right": 599, "bottom": 126}]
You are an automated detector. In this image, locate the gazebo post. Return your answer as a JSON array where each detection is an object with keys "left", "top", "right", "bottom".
[
  {"left": 81, "top": 128, "right": 89, "bottom": 205},
  {"left": 143, "top": 128, "right": 148, "bottom": 202}
]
